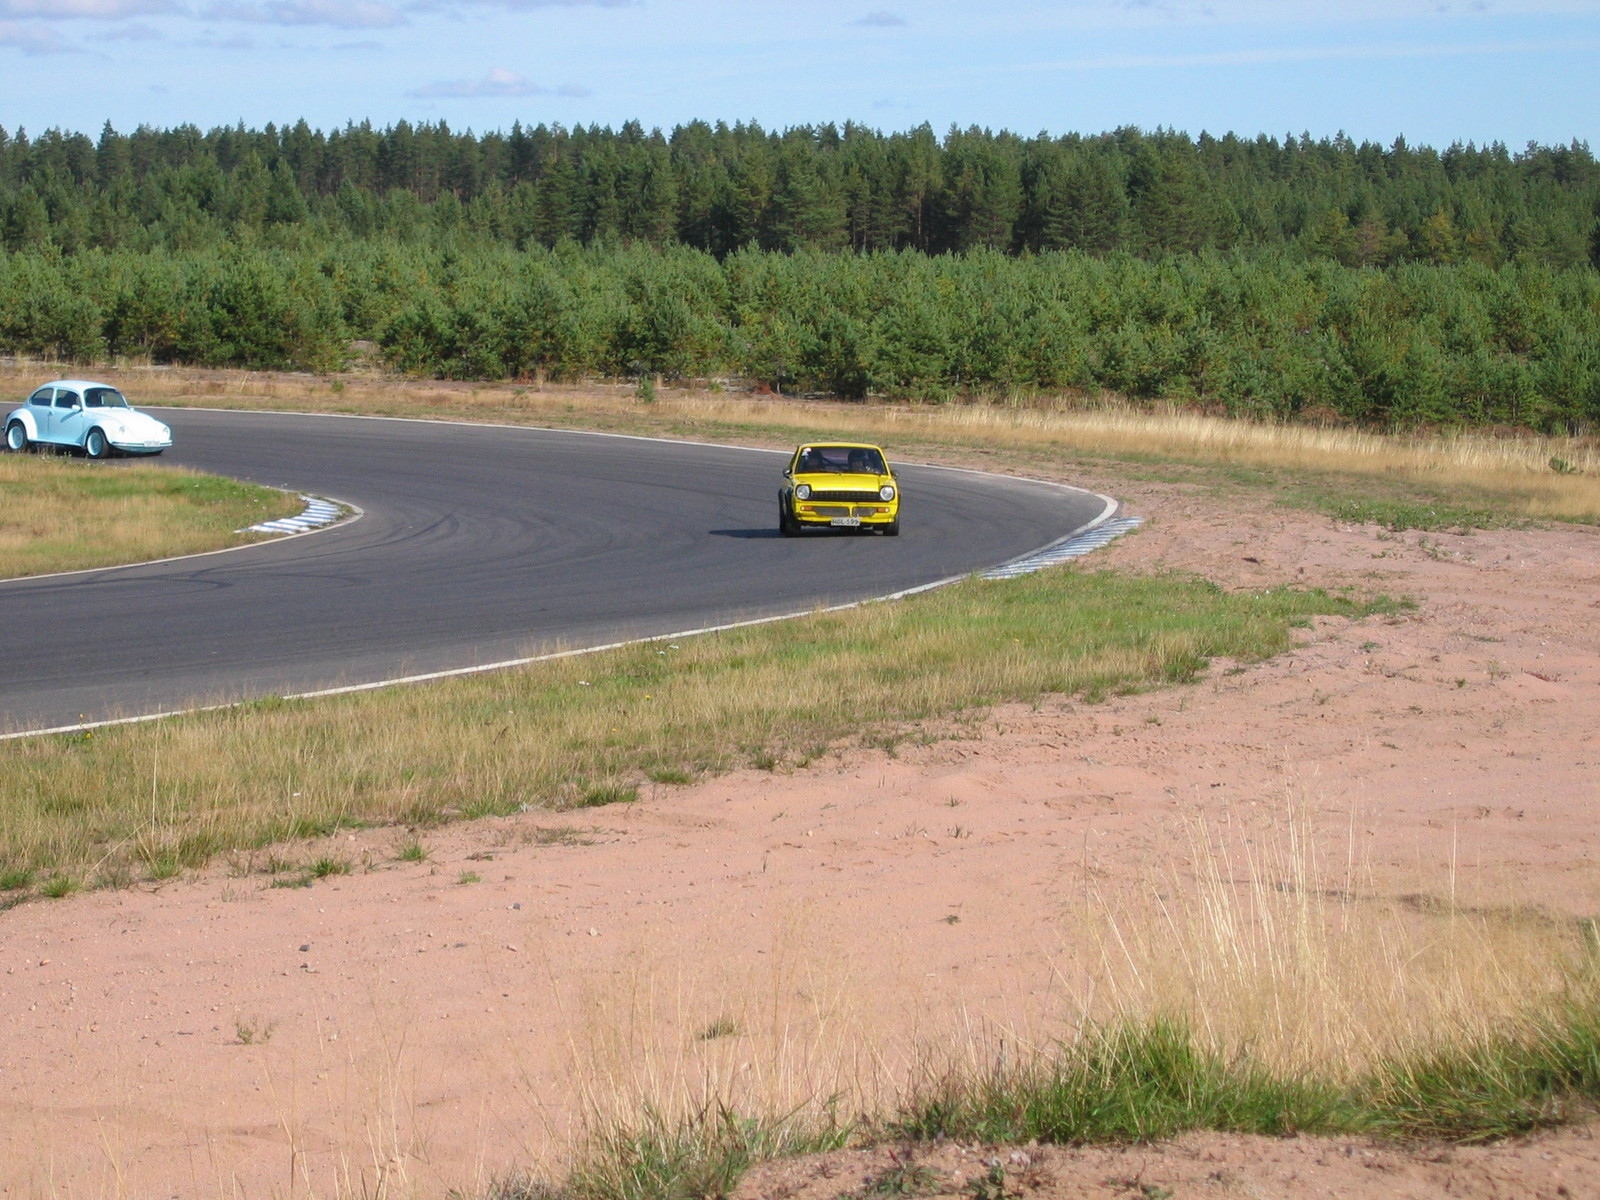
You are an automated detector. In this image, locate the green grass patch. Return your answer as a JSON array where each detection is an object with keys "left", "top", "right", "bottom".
[
  {"left": 498, "top": 992, "right": 1600, "bottom": 1200},
  {"left": 1300, "top": 492, "right": 1527, "bottom": 533},
  {"left": 1365, "top": 991, "right": 1600, "bottom": 1142},
  {"left": 890, "top": 1000, "right": 1600, "bottom": 1151},
  {"left": 0, "top": 452, "right": 307, "bottom": 578},
  {"left": 575, "top": 783, "right": 640, "bottom": 809},
  {"left": 891, "top": 1018, "right": 1355, "bottom": 1146},
  {"left": 257, "top": 852, "right": 354, "bottom": 889},
  {"left": 645, "top": 768, "right": 694, "bottom": 786},
  {"left": 494, "top": 1103, "right": 852, "bottom": 1200},
  {"left": 307, "top": 855, "right": 351, "bottom": 878},
  {"left": 0, "top": 566, "right": 1400, "bottom": 893},
  {"left": 1169, "top": 462, "right": 1544, "bottom": 533}
]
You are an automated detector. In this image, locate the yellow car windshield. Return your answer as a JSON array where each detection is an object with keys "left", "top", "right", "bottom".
[{"left": 796, "top": 446, "right": 886, "bottom": 474}]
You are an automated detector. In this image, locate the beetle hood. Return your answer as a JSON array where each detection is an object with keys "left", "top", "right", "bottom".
[
  {"left": 98, "top": 409, "right": 172, "bottom": 446},
  {"left": 99, "top": 410, "right": 165, "bottom": 432}
]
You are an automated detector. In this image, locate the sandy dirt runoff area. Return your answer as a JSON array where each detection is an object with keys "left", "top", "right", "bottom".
[{"left": 3, "top": 472, "right": 1599, "bottom": 1200}]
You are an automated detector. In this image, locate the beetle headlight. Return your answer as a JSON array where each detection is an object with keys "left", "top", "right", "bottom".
[
  {"left": 794, "top": 483, "right": 812, "bottom": 501},
  {"left": 879, "top": 484, "right": 896, "bottom": 501}
]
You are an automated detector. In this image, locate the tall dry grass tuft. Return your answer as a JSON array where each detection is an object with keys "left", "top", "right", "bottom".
[
  {"left": 1079, "top": 791, "right": 1584, "bottom": 1079},
  {"left": 531, "top": 918, "right": 892, "bottom": 1200}
]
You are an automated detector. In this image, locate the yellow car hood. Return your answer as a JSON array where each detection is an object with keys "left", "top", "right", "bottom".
[{"left": 793, "top": 471, "right": 893, "bottom": 489}]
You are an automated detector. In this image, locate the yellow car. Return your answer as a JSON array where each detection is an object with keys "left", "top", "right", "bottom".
[{"left": 779, "top": 442, "right": 900, "bottom": 536}]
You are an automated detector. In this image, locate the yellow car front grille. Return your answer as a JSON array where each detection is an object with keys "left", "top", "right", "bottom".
[
  {"left": 810, "top": 489, "right": 884, "bottom": 503},
  {"left": 808, "top": 504, "right": 886, "bottom": 518}
]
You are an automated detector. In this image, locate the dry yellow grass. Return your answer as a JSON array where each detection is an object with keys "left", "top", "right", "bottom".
[
  {"left": 1079, "top": 793, "right": 1583, "bottom": 1079},
  {"left": 0, "top": 452, "right": 304, "bottom": 578},
  {"left": 5, "top": 360, "right": 1593, "bottom": 522}
]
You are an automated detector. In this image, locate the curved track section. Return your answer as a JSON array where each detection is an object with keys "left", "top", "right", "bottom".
[{"left": 0, "top": 410, "right": 1114, "bottom": 734}]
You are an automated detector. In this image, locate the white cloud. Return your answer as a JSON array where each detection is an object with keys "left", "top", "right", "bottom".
[
  {"left": 852, "top": 10, "right": 907, "bottom": 26},
  {"left": 408, "top": 66, "right": 589, "bottom": 97},
  {"left": 0, "top": 0, "right": 176, "bottom": 16},
  {"left": 204, "top": 0, "right": 403, "bottom": 26},
  {"left": 0, "top": 17, "right": 74, "bottom": 48}
]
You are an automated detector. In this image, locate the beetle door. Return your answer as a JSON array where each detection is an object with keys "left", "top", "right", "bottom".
[
  {"left": 27, "top": 386, "right": 56, "bottom": 441},
  {"left": 52, "top": 388, "right": 87, "bottom": 447}
]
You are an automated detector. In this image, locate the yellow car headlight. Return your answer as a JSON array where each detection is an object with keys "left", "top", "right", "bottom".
[
  {"left": 794, "top": 483, "right": 812, "bottom": 500},
  {"left": 879, "top": 484, "right": 896, "bottom": 501}
]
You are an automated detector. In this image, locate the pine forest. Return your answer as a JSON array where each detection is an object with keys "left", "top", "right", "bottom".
[{"left": 1, "top": 119, "right": 1597, "bottom": 430}]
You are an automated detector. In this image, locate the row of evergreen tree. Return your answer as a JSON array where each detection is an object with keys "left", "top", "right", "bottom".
[
  {"left": 1, "top": 120, "right": 1597, "bottom": 267},
  {"left": 3, "top": 242, "right": 1596, "bottom": 432}
]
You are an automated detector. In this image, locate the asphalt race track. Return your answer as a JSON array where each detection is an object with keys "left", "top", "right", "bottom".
[{"left": 0, "top": 409, "right": 1116, "bottom": 734}]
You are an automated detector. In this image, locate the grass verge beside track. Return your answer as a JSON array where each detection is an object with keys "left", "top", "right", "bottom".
[
  {"left": 0, "top": 567, "right": 1400, "bottom": 898},
  {"left": 0, "top": 452, "right": 304, "bottom": 579}
]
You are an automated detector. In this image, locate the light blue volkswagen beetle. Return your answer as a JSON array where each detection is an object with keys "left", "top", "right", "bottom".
[{"left": 4, "top": 380, "right": 172, "bottom": 458}]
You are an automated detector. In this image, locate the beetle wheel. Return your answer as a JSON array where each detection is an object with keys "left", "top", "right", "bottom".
[
  {"left": 4, "top": 421, "right": 27, "bottom": 453},
  {"left": 85, "top": 427, "right": 111, "bottom": 460}
]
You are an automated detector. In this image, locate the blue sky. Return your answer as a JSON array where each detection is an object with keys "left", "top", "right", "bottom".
[{"left": 1, "top": 0, "right": 1595, "bottom": 148}]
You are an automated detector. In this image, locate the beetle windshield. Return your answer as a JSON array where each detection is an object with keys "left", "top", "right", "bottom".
[
  {"left": 795, "top": 446, "right": 886, "bottom": 474},
  {"left": 82, "top": 388, "right": 129, "bottom": 409}
]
